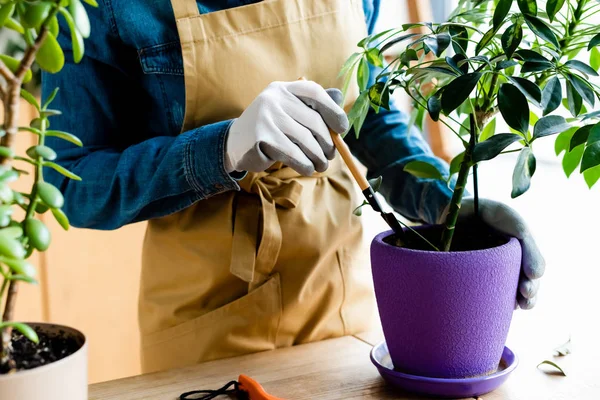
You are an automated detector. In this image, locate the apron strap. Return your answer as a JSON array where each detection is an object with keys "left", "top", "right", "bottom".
[
  {"left": 230, "top": 175, "right": 303, "bottom": 290},
  {"left": 171, "top": 0, "right": 201, "bottom": 20}
]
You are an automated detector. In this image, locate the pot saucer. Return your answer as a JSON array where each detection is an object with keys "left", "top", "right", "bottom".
[{"left": 370, "top": 341, "right": 518, "bottom": 399}]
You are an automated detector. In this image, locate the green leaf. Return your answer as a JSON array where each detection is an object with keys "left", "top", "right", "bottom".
[
  {"left": 48, "top": 15, "right": 59, "bottom": 37},
  {"left": 20, "top": 89, "right": 40, "bottom": 111},
  {"left": 0, "top": 205, "right": 13, "bottom": 221},
  {"left": 0, "top": 146, "right": 15, "bottom": 158},
  {"left": 507, "top": 76, "right": 541, "bottom": 105},
  {"left": 0, "top": 55, "right": 33, "bottom": 83},
  {"left": 512, "top": 147, "right": 536, "bottom": 198},
  {"left": 533, "top": 116, "right": 572, "bottom": 140},
  {"left": 0, "top": 235, "right": 25, "bottom": 259},
  {"left": 515, "top": 49, "right": 550, "bottom": 63},
  {"left": 588, "top": 33, "right": 600, "bottom": 51},
  {"left": 43, "top": 88, "right": 59, "bottom": 110},
  {"left": 584, "top": 165, "right": 600, "bottom": 188},
  {"left": 530, "top": 110, "right": 539, "bottom": 127},
  {"left": 365, "top": 48, "right": 383, "bottom": 68},
  {"left": 0, "top": 184, "right": 13, "bottom": 203},
  {"left": 0, "top": 3, "right": 15, "bottom": 27},
  {"left": 25, "top": 218, "right": 51, "bottom": 251},
  {"left": 565, "top": 73, "right": 595, "bottom": 107},
  {"left": 5, "top": 17, "right": 24, "bottom": 34},
  {"left": 82, "top": 0, "right": 99, "bottom": 7},
  {"left": 581, "top": 142, "right": 600, "bottom": 173},
  {"left": 537, "top": 360, "right": 566, "bottom": 376},
  {"left": 555, "top": 128, "right": 575, "bottom": 155},
  {"left": 480, "top": 118, "right": 496, "bottom": 142},
  {"left": 499, "top": 83, "right": 529, "bottom": 135},
  {"left": 591, "top": 48, "right": 600, "bottom": 71},
  {"left": 368, "top": 176, "right": 383, "bottom": 192},
  {"left": 424, "top": 33, "right": 451, "bottom": 57},
  {"left": 26, "top": 145, "right": 57, "bottom": 161},
  {"left": 0, "top": 322, "right": 38, "bottom": 343},
  {"left": 588, "top": 124, "right": 600, "bottom": 145},
  {"left": 473, "top": 133, "right": 522, "bottom": 162},
  {"left": 1, "top": 258, "right": 35, "bottom": 278},
  {"left": 563, "top": 144, "right": 584, "bottom": 177},
  {"left": 338, "top": 52, "right": 361, "bottom": 78},
  {"left": 517, "top": 0, "right": 537, "bottom": 15},
  {"left": 51, "top": 207, "right": 70, "bottom": 230},
  {"left": 368, "top": 82, "right": 390, "bottom": 111},
  {"left": 403, "top": 161, "right": 445, "bottom": 180},
  {"left": 476, "top": 27, "right": 497, "bottom": 55},
  {"left": 449, "top": 151, "right": 465, "bottom": 175},
  {"left": 570, "top": 125, "right": 593, "bottom": 151},
  {"left": 353, "top": 200, "right": 369, "bottom": 216},
  {"left": 69, "top": 0, "right": 90, "bottom": 38},
  {"left": 22, "top": 3, "right": 51, "bottom": 29},
  {"left": 427, "top": 94, "right": 441, "bottom": 122},
  {"left": 357, "top": 58, "right": 369, "bottom": 91},
  {"left": 523, "top": 14, "right": 559, "bottom": 48},
  {"left": 58, "top": 7, "right": 85, "bottom": 63},
  {"left": 36, "top": 181, "right": 64, "bottom": 209},
  {"left": 380, "top": 33, "right": 420, "bottom": 55},
  {"left": 0, "top": 226, "right": 22, "bottom": 239},
  {"left": 400, "top": 48, "right": 419, "bottom": 67},
  {"left": 546, "top": 0, "right": 566, "bottom": 22},
  {"left": 501, "top": 23, "right": 523, "bottom": 59},
  {"left": 449, "top": 54, "right": 468, "bottom": 75},
  {"left": 449, "top": 25, "right": 469, "bottom": 55},
  {"left": 36, "top": 32, "right": 65, "bottom": 73},
  {"left": 43, "top": 161, "right": 82, "bottom": 181},
  {"left": 494, "top": 0, "right": 513, "bottom": 30},
  {"left": 521, "top": 61, "right": 553, "bottom": 73},
  {"left": 566, "top": 80, "right": 583, "bottom": 117},
  {"left": 348, "top": 91, "right": 370, "bottom": 138},
  {"left": 541, "top": 77, "right": 561, "bottom": 116},
  {"left": 0, "top": 170, "right": 18, "bottom": 184},
  {"left": 45, "top": 130, "right": 83, "bottom": 146},
  {"left": 564, "top": 60, "right": 599, "bottom": 77},
  {"left": 441, "top": 73, "right": 482, "bottom": 114}
]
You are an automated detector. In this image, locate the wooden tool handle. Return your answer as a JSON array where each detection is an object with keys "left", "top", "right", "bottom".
[{"left": 330, "top": 130, "right": 369, "bottom": 191}]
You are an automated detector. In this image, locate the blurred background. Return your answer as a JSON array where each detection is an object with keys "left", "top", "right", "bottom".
[{"left": 2, "top": 0, "right": 599, "bottom": 387}]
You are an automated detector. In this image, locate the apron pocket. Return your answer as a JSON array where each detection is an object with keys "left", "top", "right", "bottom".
[{"left": 140, "top": 273, "right": 282, "bottom": 373}]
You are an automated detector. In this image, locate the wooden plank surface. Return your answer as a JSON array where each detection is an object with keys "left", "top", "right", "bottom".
[{"left": 89, "top": 330, "right": 600, "bottom": 400}]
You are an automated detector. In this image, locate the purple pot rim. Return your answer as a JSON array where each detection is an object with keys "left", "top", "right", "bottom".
[
  {"left": 370, "top": 342, "right": 519, "bottom": 383},
  {"left": 373, "top": 228, "right": 519, "bottom": 256}
]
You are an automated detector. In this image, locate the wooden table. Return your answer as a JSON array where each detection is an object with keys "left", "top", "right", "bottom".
[{"left": 89, "top": 328, "right": 600, "bottom": 400}]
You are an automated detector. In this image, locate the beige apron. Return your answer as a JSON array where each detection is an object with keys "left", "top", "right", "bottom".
[{"left": 139, "top": 0, "right": 374, "bottom": 373}]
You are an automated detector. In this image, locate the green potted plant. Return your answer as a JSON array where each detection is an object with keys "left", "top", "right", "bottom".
[
  {"left": 343, "top": 0, "right": 599, "bottom": 388},
  {"left": 0, "top": 0, "right": 94, "bottom": 398}
]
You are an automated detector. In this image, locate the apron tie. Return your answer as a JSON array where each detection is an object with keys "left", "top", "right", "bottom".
[{"left": 231, "top": 170, "right": 304, "bottom": 288}]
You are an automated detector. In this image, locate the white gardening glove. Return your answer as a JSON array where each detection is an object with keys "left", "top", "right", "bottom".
[
  {"left": 460, "top": 198, "right": 545, "bottom": 310},
  {"left": 224, "top": 81, "right": 349, "bottom": 176}
]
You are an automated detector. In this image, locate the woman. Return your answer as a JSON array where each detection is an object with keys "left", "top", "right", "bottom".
[{"left": 42, "top": 0, "right": 544, "bottom": 373}]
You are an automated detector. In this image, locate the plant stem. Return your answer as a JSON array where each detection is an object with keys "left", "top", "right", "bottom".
[
  {"left": 0, "top": 3, "right": 61, "bottom": 367},
  {"left": 471, "top": 115, "right": 479, "bottom": 218},
  {"left": 440, "top": 115, "right": 474, "bottom": 252}
]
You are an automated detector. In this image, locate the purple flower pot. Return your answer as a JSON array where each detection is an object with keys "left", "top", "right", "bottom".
[{"left": 371, "top": 227, "right": 521, "bottom": 379}]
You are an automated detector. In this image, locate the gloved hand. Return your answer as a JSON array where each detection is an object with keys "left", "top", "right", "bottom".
[
  {"left": 460, "top": 197, "right": 545, "bottom": 310},
  {"left": 224, "top": 81, "right": 349, "bottom": 176}
]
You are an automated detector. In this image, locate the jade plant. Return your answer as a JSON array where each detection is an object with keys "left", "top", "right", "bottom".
[
  {"left": 0, "top": 0, "right": 94, "bottom": 372},
  {"left": 343, "top": 0, "right": 600, "bottom": 251}
]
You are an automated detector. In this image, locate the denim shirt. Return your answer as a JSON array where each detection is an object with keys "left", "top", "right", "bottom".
[{"left": 41, "top": 0, "right": 452, "bottom": 230}]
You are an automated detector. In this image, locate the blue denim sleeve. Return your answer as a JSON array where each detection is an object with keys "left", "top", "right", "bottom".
[
  {"left": 41, "top": 8, "right": 239, "bottom": 230},
  {"left": 348, "top": 0, "right": 453, "bottom": 224}
]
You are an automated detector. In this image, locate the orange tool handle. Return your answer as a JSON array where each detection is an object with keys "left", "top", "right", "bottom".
[{"left": 238, "top": 375, "right": 286, "bottom": 400}]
